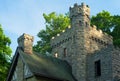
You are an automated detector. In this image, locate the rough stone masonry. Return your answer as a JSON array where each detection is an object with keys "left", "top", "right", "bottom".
[{"left": 51, "top": 3, "right": 120, "bottom": 81}]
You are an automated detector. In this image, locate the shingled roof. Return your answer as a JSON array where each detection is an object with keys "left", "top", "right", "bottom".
[{"left": 6, "top": 47, "right": 76, "bottom": 81}]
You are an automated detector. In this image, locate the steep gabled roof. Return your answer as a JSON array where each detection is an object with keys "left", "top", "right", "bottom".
[
  {"left": 6, "top": 47, "right": 76, "bottom": 81},
  {"left": 6, "top": 47, "right": 19, "bottom": 81}
]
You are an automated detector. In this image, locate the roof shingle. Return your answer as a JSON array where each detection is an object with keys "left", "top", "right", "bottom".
[{"left": 18, "top": 48, "right": 76, "bottom": 81}]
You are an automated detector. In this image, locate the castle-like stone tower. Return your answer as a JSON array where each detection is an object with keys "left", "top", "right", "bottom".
[
  {"left": 51, "top": 3, "right": 120, "bottom": 81},
  {"left": 51, "top": 3, "right": 91, "bottom": 81},
  {"left": 70, "top": 3, "right": 90, "bottom": 28}
]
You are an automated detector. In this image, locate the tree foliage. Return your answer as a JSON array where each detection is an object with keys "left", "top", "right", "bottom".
[
  {"left": 91, "top": 10, "right": 113, "bottom": 34},
  {"left": 33, "top": 12, "right": 70, "bottom": 54},
  {"left": 91, "top": 10, "right": 120, "bottom": 47},
  {"left": 0, "top": 25, "right": 12, "bottom": 81},
  {"left": 34, "top": 11, "right": 120, "bottom": 55},
  {"left": 112, "top": 15, "right": 120, "bottom": 47}
]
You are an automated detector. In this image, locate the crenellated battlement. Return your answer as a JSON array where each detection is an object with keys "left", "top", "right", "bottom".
[
  {"left": 51, "top": 25, "right": 72, "bottom": 40},
  {"left": 51, "top": 23, "right": 113, "bottom": 49},
  {"left": 90, "top": 25, "right": 112, "bottom": 37},
  {"left": 69, "top": 3, "right": 90, "bottom": 18},
  {"left": 51, "top": 24, "right": 113, "bottom": 46},
  {"left": 50, "top": 3, "right": 120, "bottom": 81},
  {"left": 89, "top": 25, "right": 113, "bottom": 44},
  {"left": 51, "top": 25, "right": 73, "bottom": 48}
]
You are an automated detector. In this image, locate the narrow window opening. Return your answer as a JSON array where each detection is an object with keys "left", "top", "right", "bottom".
[
  {"left": 85, "top": 22, "right": 88, "bottom": 27},
  {"left": 95, "top": 60, "right": 101, "bottom": 77},
  {"left": 64, "top": 48, "right": 67, "bottom": 57},
  {"left": 79, "top": 21, "right": 82, "bottom": 26}
]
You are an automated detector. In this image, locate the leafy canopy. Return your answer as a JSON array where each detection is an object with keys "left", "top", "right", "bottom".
[
  {"left": 91, "top": 10, "right": 113, "bottom": 34},
  {"left": 0, "top": 25, "right": 12, "bottom": 81},
  {"left": 111, "top": 15, "right": 120, "bottom": 47},
  {"left": 33, "top": 12, "right": 70, "bottom": 54},
  {"left": 91, "top": 10, "right": 120, "bottom": 47},
  {"left": 34, "top": 10, "right": 120, "bottom": 55}
]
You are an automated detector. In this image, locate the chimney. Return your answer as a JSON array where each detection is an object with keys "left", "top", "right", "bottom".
[{"left": 17, "top": 33, "right": 34, "bottom": 54}]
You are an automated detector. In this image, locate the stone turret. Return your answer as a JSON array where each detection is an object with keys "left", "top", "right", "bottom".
[
  {"left": 17, "top": 33, "right": 34, "bottom": 54},
  {"left": 70, "top": 3, "right": 90, "bottom": 28},
  {"left": 51, "top": 3, "right": 91, "bottom": 81}
]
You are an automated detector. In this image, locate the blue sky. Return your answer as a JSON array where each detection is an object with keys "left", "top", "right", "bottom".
[{"left": 0, "top": 0, "right": 120, "bottom": 55}]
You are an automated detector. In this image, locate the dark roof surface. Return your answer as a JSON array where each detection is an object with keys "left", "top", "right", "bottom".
[{"left": 17, "top": 48, "right": 76, "bottom": 81}]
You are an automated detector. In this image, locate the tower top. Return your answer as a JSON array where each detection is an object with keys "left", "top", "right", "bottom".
[{"left": 69, "top": 3, "right": 90, "bottom": 18}]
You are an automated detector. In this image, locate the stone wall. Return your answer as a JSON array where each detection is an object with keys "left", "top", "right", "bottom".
[
  {"left": 112, "top": 48, "right": 120, "bottom": 81},
  {"left": 51, "top": 26, "right": 74, "bottom": 61},
  {"left": 51, "top": 3, "right": 90, "bottom": 81},
  {"left": 87, "top": 46, "right": 113, "bottom": 81},
  {"left": 51, "top": 26, "right": 87, "bottom": 81},
  {"left": 85, "top": 25, "right": 113, "bottom": 54},
  {"left": 50, "top": 3, "right": 118, "bottom": 81}
]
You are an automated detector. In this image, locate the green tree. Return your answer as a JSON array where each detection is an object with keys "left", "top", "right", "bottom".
[
  {"left": 34, "top": 11, "right": 120, "bottom": 55},
  {"left": 111, "top": 15, "right": 120, "bottom": 47},
  {"left": 91, "top": 10, "right": 113, "bottom": 34},
  {"left": 33, "top": 12, "right": 70, "bottom": 54},
  {"left": 91, "top": 10, "right": 120, "bottom": 47},
  {"left": 0, "top": 25, "right": 12, "bottom": 81}
]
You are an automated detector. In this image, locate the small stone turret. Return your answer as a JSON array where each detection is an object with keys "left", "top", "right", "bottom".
[
  {"left": 17, "top": 33, "right": 34, "bottom": 54},
  {"left": 51, "top": 3, "right": 91, "bottom": 81},
  {"left": 70, "top": 3, "right": 90, "bottom": 17},
  {"left": 69, "top": 3, "right": 90, "bottom": 28}
]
